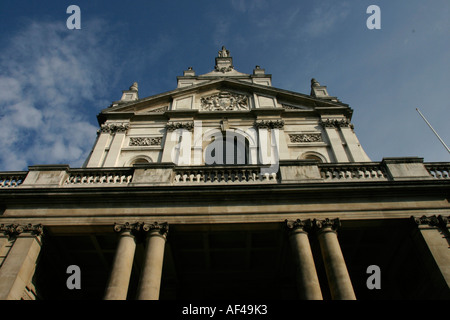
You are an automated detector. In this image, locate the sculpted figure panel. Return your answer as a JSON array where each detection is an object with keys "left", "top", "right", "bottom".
[{"left": 200, "top": 92, "right": 249, "bottom": 111}]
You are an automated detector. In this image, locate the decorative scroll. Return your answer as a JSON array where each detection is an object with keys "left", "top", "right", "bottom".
[
  {"left": 0, "top": 223, "right": 44, "bottom": 237},
  {"left": 129, "top": 137, "right": 162, "bottom": 146},
  {"left": 313, "top": 218, "right": 341, "bottom": 231},
  {"left": 411, "top": 215, "right": 449, "bottom": 228},
  {"left": 113, "top": 222, "right": 142, "bottom": 233},
  {"left": 165, "top": 121, "right": 194, "bottom": 132},
  {"left": 142, "top": 222, "right": 169, "bottom": 238},
  {"left": 113, "top": 222, "right": 169, "bottom": 238},
  {"left": 285, "top": 219, "right": 313, "bottom": 232},
  {"left": 289, "top": 133, "right": 323, "bottom": 143},
  {"left": 215, "top": 65, "right": 234, "bottom": 73},
  {"left": 254, "top": 119, "right": 285, "bottom": 129},
  {"left": 200, "top": 92, "right": 248, "bottom": 111},
  {"left": 100, "top": 122, "right": 130, "bottom": 133}
]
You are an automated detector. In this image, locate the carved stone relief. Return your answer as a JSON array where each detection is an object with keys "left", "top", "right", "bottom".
[
  {"left": 289, "top": 133, "right": 323, "bottom": 143},
  {"left": 254, "top": 119, "right": 285, "bottom": 129},
  {"left": 100, "top": 122, "right": 130, "bottom": 133},
  {"left": 129, "top": 137, "right": 162, "bottom": 146},
  {"left": 320, "top": 119, "right": 353, "bottom": 129},
  {"left": 165, "top": 121, "right": 195, "bottom": 132},
  {"left": 200, "top": 92, "right": 249, "bottom": 111}
]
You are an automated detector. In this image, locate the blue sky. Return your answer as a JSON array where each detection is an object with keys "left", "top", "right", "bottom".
[{"left": 0, "top": 0, "right": 449, "bottom": 171}]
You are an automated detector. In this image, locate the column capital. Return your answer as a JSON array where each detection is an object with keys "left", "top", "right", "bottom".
[
  {"left": 285, "top": 219, "right": 313, "bottom": 233},
  {"left": 113, "top": 222, "right": 142, "bottom": 234},
  {"left": 314, "top": 218, "right": 341, "bottom": 232},
  {"left": 142, "top": 222, "right": 169, "bottom": 239},
  {"left": 0, "top": 223, "right": 44, "bottom": 238},
  {"left": 411, "top": 215, "right": 449, "bottom": 229}
]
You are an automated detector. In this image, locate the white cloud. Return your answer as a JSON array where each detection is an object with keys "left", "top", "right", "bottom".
[
  {"left": 0, "top": 19, "right": 117, "bottom": 171},
  {"left": 302, "top": 2, "right": 351, "bottom": 38}
]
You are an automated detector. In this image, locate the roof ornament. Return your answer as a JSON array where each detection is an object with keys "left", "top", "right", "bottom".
[
  {"left": 218, "top": 46, "right": 230, "bottom": 57},
  {"left": 215, "top": 46, "right": 234, "bottom": 73},
  {"left": 310, "top": 78, "right": 340, "bottom": 102},
  {"left": 311, "top": 78, "right": 320, "bottom": 87},
  {"left": 129, "top": 82, "right": 138, "bottom": 92}
]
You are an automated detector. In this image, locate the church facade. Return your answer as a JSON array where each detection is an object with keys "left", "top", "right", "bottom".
[{"left": 0, "top": 47, "right": 449, "bottom": 300}]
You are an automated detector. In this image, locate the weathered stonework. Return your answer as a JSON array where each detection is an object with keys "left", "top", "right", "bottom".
[
  {"left": 289, "top": 133, "right": 323, "bottom": 143},
  {"left": 200, "top": 92, "right": 248, "bottom": 111},
  {"left": 129, "top": 137, "right": 163, "bottom": 146}
]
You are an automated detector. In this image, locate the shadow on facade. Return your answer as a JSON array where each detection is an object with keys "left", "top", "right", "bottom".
[{"left": 33, "top": 219, "right": 448, "bottom": 300}]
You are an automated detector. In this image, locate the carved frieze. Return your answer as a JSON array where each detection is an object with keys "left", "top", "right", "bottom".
[
  {"left": 200, "top": 92, "right": 249, "bottom": 111},
  {"left": 254, "top": 119, "right": 285, "bottom": 129},
  {"left": 100, "top": 122, "right": 130, "bottom": 134},
  {"left": 129, "top": 137, "right": 162, "bottom": 146},
  {"left": 289, "top": 133, "right": 323, "bottom": 143},
  {"left": 165, "top": 121, "right": 195, "bottom": 132}
]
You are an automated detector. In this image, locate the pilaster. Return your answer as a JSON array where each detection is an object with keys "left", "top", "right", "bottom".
[
  {"left": 0, "top": 224, "right": 43, "bottom": 300},
  {"left": 411, "top": 215, "right": 450, "bottom": 297}
]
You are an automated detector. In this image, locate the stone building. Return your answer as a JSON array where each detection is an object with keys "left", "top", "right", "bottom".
[{"left": 0, "top": 47, "right": 449, "bottom": 300}]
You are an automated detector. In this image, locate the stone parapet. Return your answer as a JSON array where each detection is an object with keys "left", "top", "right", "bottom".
[{"left": 0, "top": 158, "right": 448, "bottom": 188}]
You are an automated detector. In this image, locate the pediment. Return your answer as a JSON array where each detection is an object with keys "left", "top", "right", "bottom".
[{"left": 100, "top": 79, "right": 346, "bottom": 117}]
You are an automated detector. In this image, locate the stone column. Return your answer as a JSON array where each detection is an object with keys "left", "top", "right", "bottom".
[
  {"left": 0, "top": 224, "right": 43, "bottom": 300},
  {"left": 104, "top": 222, "right": 138, "bottom": 300},
  {"left": 286, "top": 219, "right": 323, "bottom": 300},
  {"left": 136, "top": 222, "right": 169, "bottom": 300},
  {"left": 411, "top": 215, "right": 450, "bottom": 297},
  {"left": 315, "top": 218, "right": 356, "bottom": 300}
]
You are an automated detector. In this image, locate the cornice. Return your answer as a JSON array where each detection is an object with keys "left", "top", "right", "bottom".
[{"left": 100, "top": 79, "right": 350, "bottom": 117}]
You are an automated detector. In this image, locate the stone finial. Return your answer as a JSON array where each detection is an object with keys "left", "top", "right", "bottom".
[
  {"left": 184, "top": 66, "right": 195, "bottom": 76},
  {"left": 310, "top": 78, "right": 339, "bottom": 102},
  {"left": 129, "top": 82, "right": 138, "bottom": 92},
  {"left": 311, "top": 78, "right": 320, "bottom": 87},
  {"left": 218, "top": 46, "right": 230, "bottom": 57}
]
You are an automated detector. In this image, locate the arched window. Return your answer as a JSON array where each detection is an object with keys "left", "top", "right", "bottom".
[
  {"left": 205, "top": 132, "right": 250, "bottom": 165},
  {"left": 127, "top": 156, "right": 153, "bottom": 166},
  {"left": 299, "top": 152, "right": 326, "bottom": 163},
  {"left": 132, "top": 158, "right": 150, "bottom": 165}
]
